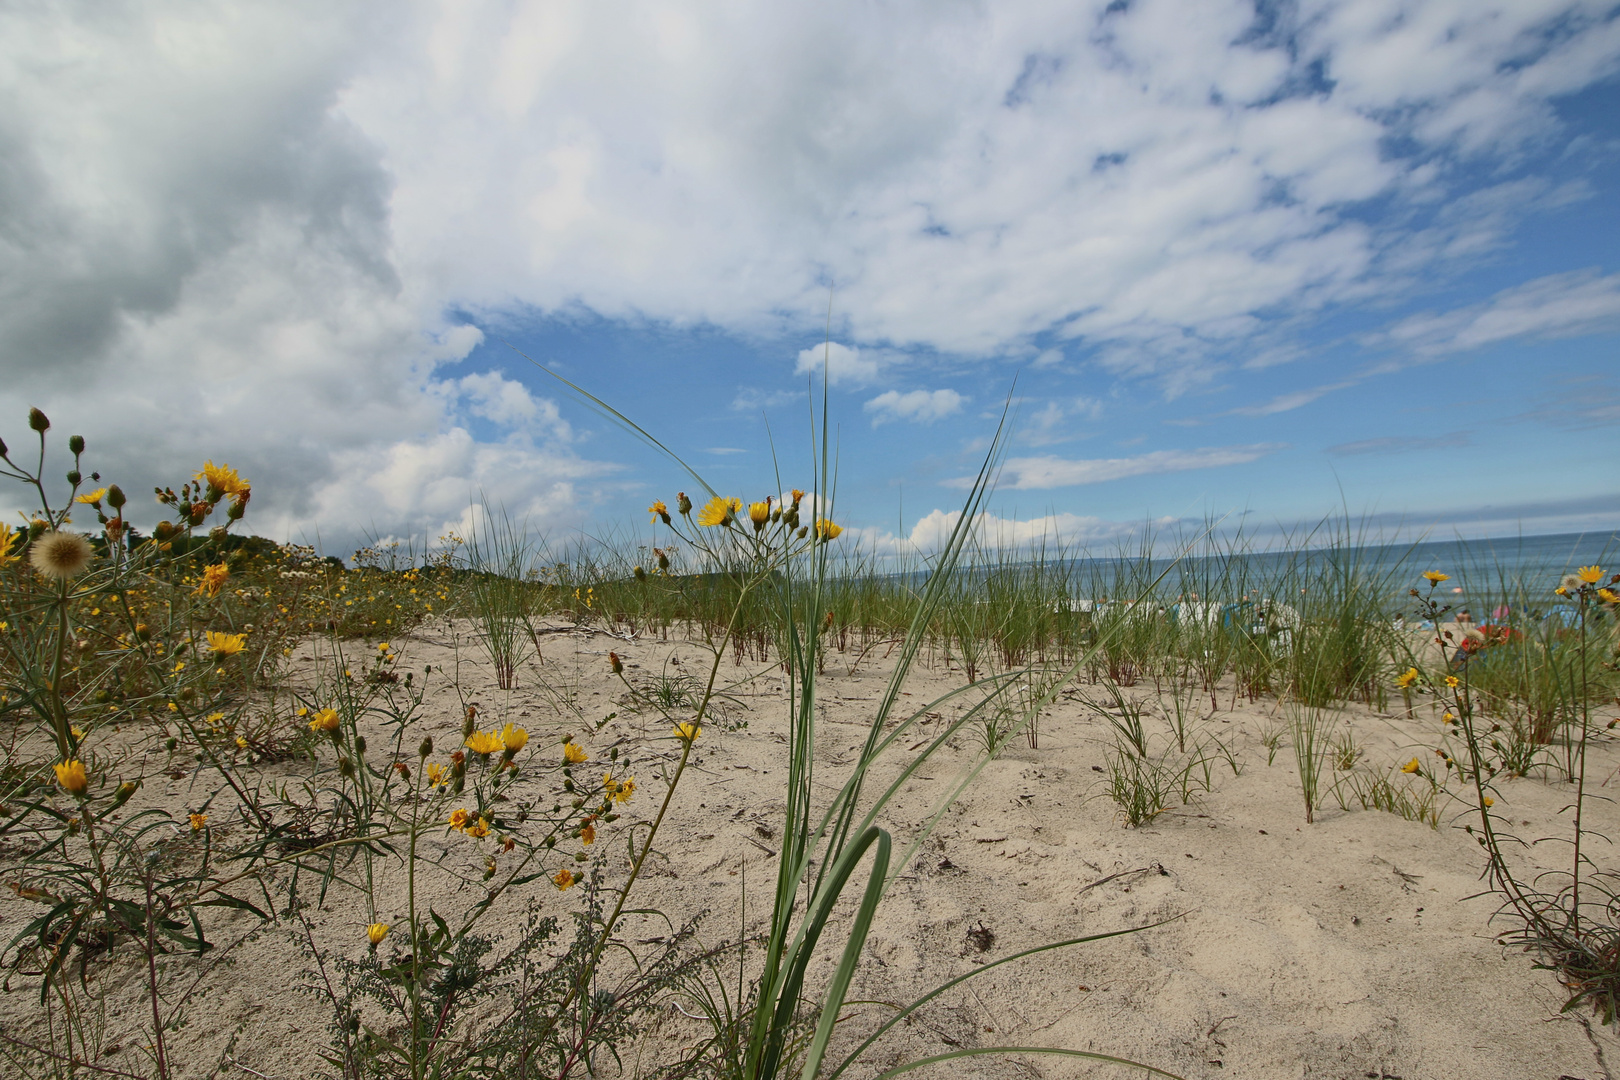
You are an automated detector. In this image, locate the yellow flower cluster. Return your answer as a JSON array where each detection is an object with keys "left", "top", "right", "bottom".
[{"left": 447, "top": 807, "right": 491, "bottom": 837}]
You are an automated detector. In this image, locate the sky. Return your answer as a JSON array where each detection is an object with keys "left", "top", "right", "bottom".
[{"left": 2, "top": 1, "right": 1618, "bottom": 562}]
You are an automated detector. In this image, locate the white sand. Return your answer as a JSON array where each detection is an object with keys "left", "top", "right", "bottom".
[{"left": 4, "top": 617, "right": 1616, "bottom": 1079}]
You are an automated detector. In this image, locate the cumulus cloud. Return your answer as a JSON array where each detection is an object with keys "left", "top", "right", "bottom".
[
  {"left": 1, "top": 1, "right": 1616, "bottom": 548},
  {"left": 794, "top": 342, "right": 882, "bottom": 387},
  {"left": 864, "top": 388, "right": 965, "bottom": 426},
  {"left": 0, "top": 2, "right": 612, "bottom": 553},
  {"left": 959, "top": 443, "right": 1285, "bottom": 490},
  {"left": 341, "top": 1, "right": 1618, "bottom": 372}
]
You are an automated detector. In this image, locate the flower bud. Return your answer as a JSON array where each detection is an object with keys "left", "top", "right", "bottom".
[
  {"left": 677, "top": 492, "right": 692, "bottom": 515},
  {"left": 113, "top": 780, "right": 139, "bottom": 807},
  {"left": 463, "top": 705, "right": 478, "bottom": 739},
  {"left": 609, "top": 652, "right": 623, "bottom": 674},
  {"left": 68, "top": 435, "right": 84, "bottom": 455},
  {"left": 656, "top": 550, "right": 670, "bottom": 571},
  {"left": 106, "top": 484, "right": 126, "bottom": 509},
  {"left": 66, "top": 470, "right": 81, "bottom": 487},
  {"left": 227, "top": 498, "right": 246, "bottom": 521},
  {"left": 419, "top": 737, "right": 433, "bottom": 759},
  {"left": 0, "top": 436, "right": 7, "bottom": 456},
  {"left": 28, "top": 407, "right": 49, "bottom": 432},
  {"left": 353, "top": 735, "right": 367, "bottom": 755},
  {"left": 634, "top": 565, "right": 646, "bottom": 581},
  {"left": 797, "top": 526, "right": 809, "bottom": 539},
  {"left": 154, "top": 521, "right": 176, "bottom": 542},
  {"left": 338, "top": 757, "right": 355, "bottom": 778}
]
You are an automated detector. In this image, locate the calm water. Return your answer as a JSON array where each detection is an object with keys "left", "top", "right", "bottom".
[{"left": 1035, "top": 531, "right": 1620, "bottom": 611}]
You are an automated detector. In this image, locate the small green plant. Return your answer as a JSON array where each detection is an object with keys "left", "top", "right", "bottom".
[
  {"left": 1336, "top": 764, "right": 1439, "bottom": 827},
  {"left": 1288, "top": 703, "right": 1326, "bottom": 823}
]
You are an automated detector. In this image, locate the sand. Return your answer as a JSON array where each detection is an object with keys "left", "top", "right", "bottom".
[{"left": 4, "top": 616, "right": 1617, "bottom": 1080}]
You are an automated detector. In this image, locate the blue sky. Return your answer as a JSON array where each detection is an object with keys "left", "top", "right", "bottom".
[{"left": 2, "top": 2, "right": 1618, "bottom": 558}]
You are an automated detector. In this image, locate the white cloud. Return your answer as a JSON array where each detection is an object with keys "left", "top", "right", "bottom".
[
  {"left": 843, "top": 508, "right": 1178, "bottom": 556},
  {"left": 1021, "top": 396, "right": 1104, "bottom": 445},
  {"left": 1, "top": 1, "right": 1616, "bottom": 546},
  {"left": 864, "top": 388, "right": 965, "bottom": 426},
  {"left": 455, "top": 369, "right": 549, "bottom": 426},
  {"left": 794, "top": 342, "right": 881, "bottom": 387},
  {"left": 957, "top": 443, "right": 1285, "bottom": 490},
  {"left": 1228, "top": 380, "right": 1358, "bottom": 417},
  {"left": 339, "top": 1, "right": 1618, "bottom": 373},
  {"left": 1381, "top": 269, "right": 1620, "bottom": 356}
]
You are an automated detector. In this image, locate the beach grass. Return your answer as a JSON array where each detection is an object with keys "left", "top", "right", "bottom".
[{"left": 1, "top": 404, "right": 1618, "bottom": 1078}]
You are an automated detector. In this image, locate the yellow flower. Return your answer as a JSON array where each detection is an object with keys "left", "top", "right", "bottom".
[
  {"left": 1555, "top": 585, "right": 1569, "bottom": 596},
  {"left": 815, "top": 518, "right": 843, "bottom": 541},
  {"left": 1422, "top": 571, "right": 1450, "bottom": 584},
  {"left": 189, "top": 813, "right": 207, "bottom": 832},
  {"left": 1578, "top": 566, "right": 1603, "bottom": 584},
  {"left": 1443, "top": 711, "right": 1455, "bottom": 725},
  {"left": 648, "top": 500, "right": 669, "bottom": 523},
  {"left": 448, "top": 807, "right": 471, "bottom": 830},
  {"left": 367, "top": 922, "right": 389, "bottom": 945},
  {"left": 580, "top": 821, "right": 596, "bottom": 845},
  {"left": 563, "top": 741, "right": 588, "bottom": 764},
  {"left": 54, "top": 760, "right": 89, "bottom": 794},
  {"left": 1395, "top": 667, "right": 1419, "bottom": 689},
  {"left": 464, "top": 816, "right": 490, "bottom": 839},
  {"left": 604, "top": 773, "right": 636, "bottom": 803},
  {"left": 195, "top": 461, "right": 249, "bottom": 497},
  {"left": 309, "top": 708, "right": 341, "bottom": 733},
  {"left": 1444, "top": 675, "right": 1459, "bottom": 688},
  {"left": 236, "top": 735, "right": 249, "bottom": 749},
  {"left": 500, "top": 723, "right": 528, "bottom": 754},
  {"left": 1600, "top": 588, "right": 1620, "bottom": 604},
  {"left": 697, "top": 495, "right": 742, "bottom": 527},
  {"left": 1482, "top": 796, "right": 1495, "bottom": 808},
  {"left": 465, "top": 729, "right": 502, "bottom": 756},
  {"left": 790, "top": 489, "right": 805, "bottom": 506},
  {"left": 195, "top": 563, "right": 230, "bottom": 598},
  {"left": 749, "top": 501, "right": 771, "bottom": 528},
  {"left": 426, "top": 763, "right": 448, "bottom": 787},
  {"left": 74, "top": 488, "right": 109, "bottom": 505},
  {"left": 0, "top": 523, "right": 20, "bottom": 570},
  {"left": 672, "top": 721, "right": 701, "bottom": 742},
  {"left": 553, "top": 867, "right": 578, "bottom": 890},
  {"left": 206, "top": 630, "right": 248, "bottom": 657},
  {"left": 30, "top": 531, "right": 94, "bottom": 579},
  {"left": 1401, "top": 758, "right": 1421, "bottom": 775}
]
